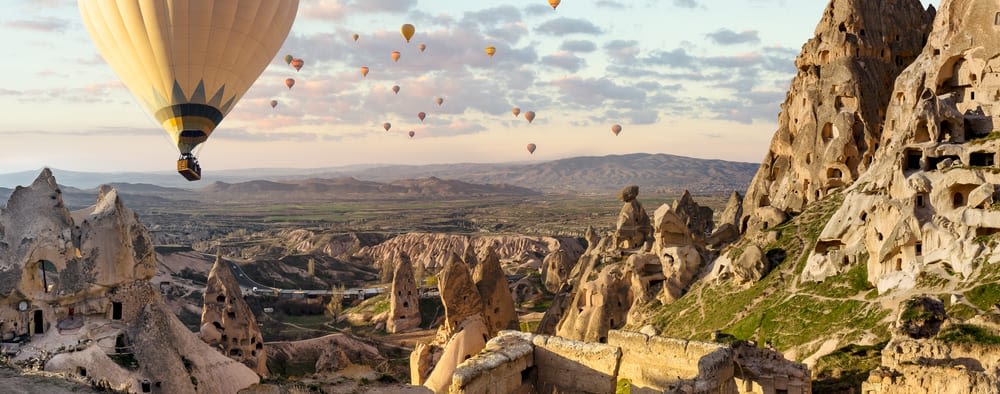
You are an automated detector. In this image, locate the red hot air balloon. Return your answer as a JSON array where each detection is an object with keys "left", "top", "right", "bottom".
[
  {"left": 408, "top": 130, "right": 415, "bottom": 138},
  {"left": 436, "top": 97, "right": 444, "bottom": 106},
  {"left": 360, "top": 66, "right": 370, "bottom": 78},
  {"left": 392, "top": 85, "right": 400, "bottom": 94},
  {"left": 270, "top": 100, "right": 278, "bottom": 109},
  {"left": 524, "top": 111, "right": 536, "bottom": 123},
  {"left": 291, "top": 58, "right": 304, "bottom": 71},
  {"left": 418, "top": 43, "right": 426, "bottom": 52},
  {"left": 527, "top": 143, "right": 537, "bottom": 154},
  {"left": 418, "top": 112, "right": 426, "bottom": 122},
  {"left": 383, "top": 122, "right": 391, "bottom": 131},
  {"left": 285, "top": 78, "right": 295, "bottom": 89},
  {"left": 391, "top": 51, "right": 401, "bottom": 62},
  {"left": 512, "top": 107, "right": 521, "bottom": 117},
  {"left": 611, "top": 124, "right": 623, "bottom": 136}
]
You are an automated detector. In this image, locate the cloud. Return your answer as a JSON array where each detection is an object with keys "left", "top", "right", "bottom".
[
  {"left": 706, "top": 29, "right": 761, "bottom": 45},
  {"left": 596, "top": 1, "right": 628, "bottom": 8},
  {"left": 560, "top": 40, "right": 597, "bottom": 53},
  {"left": 542, "top": 52, "right": 586, "bottom": 72},
  {"left": 302, "top": 0, "right": 416, "bottom": 20},
  {"left": 604, "top": 40, "right": 640, "bottom": 63},
  {"left": 2, "top": 17, "right": 70, "bottom": 32},
  {"left": 550, "top": 77, "right": 646, "bottom": 108},
  {"left": 673, "top": 0, "right": 700, "bottom": 8},
  {"left": 535, "top": 18, "right": 603, "bottom": 35}
]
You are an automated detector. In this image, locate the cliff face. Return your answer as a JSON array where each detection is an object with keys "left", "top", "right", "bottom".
[
  {"left": 200, "top": 255, "right": 267, "bottom": 375},
  {"left": 741, "top": 0, "right": 934, "bottom": 233},
  {"left": 360, "top": 232, "right": 584, "bottom": 272}
]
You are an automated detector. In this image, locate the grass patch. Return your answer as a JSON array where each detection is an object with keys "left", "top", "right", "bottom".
[
  {"left": 938, "top": 324, "right": 1000, "bottom": 345},
  {"left": 812, "top": 342, "right": 886, "bottom": 394},
  {"left": 964, "top": 283, "right": 1000, "bottom": 311},
  {"left": 616, "top": 378, "right": 631, "bottom": 394},
  {"left": 947, "top": 303, "right": 980, "bottom": 321}
]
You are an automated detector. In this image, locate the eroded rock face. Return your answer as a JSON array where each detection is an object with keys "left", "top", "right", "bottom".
[
  {"left": 614, "top": 185, "right": 653, "bottom": 250},
  {"left": 473, "top": 248, "right": 519, "bottom": 336},
  {"left": 740, "top": 0, "right": 934, "bottom": 231},
  {"left": 388, "top": 252, "right": 420, "bottom": 333},
  {"left": 200, "top": 254, "right": 267, "bottom": 375},
  {"left": 267, "top": 334, "right": 385, "bottom": 376},
  {"left": 540, "top": 248, "right": 574, "bottom": 293},
  {"left": 554, "top": 254, "right": 633, "bottom": 343},
  {"left": 360, "top": 233, "right": 583, "bottom": 272},
  {"left": 672, "top": 190, "right": 715, "bottom": 240}
]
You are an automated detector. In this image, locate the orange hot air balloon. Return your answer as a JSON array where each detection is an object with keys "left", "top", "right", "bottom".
[
  {"left": 401, "top": 24, "right": 415, "bottom": 43},
  {"left": 549, "top": 0, "right": 561, "bottom": 9},
  {"left": 270, "top": 100, "right": 278, "bottom": 109},
  {"left": 436, "top": 97, "right": 444, "bottom": 106},
  {"left": 360, "top": 66, "right": 370, "bottom": 77},
  {"left": 418, "top": 43, "right": 426, "bottom": 52},
  {"left": 418, "top": 112, "right": 426, "bottom": 122},
  {"left": 285, "top": 78, "right": 295, "bottom": 89},
  {"left": 291, "top": 58, "right": 304, "bottom": 71},
  {"left": 383, "top": 122, "right": 391, "bottom": 131},
  {"left": 527, "top": 143, "right": 537, "bottom": 154},
  {"left": 524, "top": 111, "right": 536, "bottom": 123},
  {"left": 611, "top": 124, "right": 623, "bottom": 136},
  {"left": 391, "top": 51, "right": 401, "bottom": 62},
  {"left": 284, "top": 54, "right": 294, "bottom": 64},
  {"left": 512, "top": 107, "right": 521, "bottom": 117},
  {"left": 392, "top": 85, "right": 400, "bottom": 94},
  {"left": 485, "top": 46, "right": 496, "bottom": 57},
  {"left": 352, "top": 33, "right": 360, "bottom": 42},
  {"left": 408, "top": 130, "right": 415, "bottom": 138}
]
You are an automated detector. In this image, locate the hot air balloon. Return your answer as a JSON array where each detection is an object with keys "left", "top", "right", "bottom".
[
  {"left": 352, "top": 33, "right": 360, "bottom": 42},
  {"left": 360, "top": 66, "right": 370, "bottom": 77},
  {"left": 270, "top": 100, "right": 278, "bottom": 109},
  {"left": 549, "top": 0, "right": 561, "bottom": 9},
  {"left": 485, "top": 46, "right": 496, "bottom": 57},
  {"left": 408, "top": 130, "right": 415, "bottom": 138},
  {"left": 392, "top": 85, "right": 401, "bottom": 94},
  {"left": 418, "top": 112, "right": 426, "bottom": 122},
  {"left": 525, "top": 111, "right": 536, "bottom": 123},
  {"left": 512, "top": 107, "right": 521, "bottom": 117},
  {"left": 383, "top": 122, "right": 392, "bottom": 131},
  {"left": 418, "top": 43, "right": 427, "bottom": 52},
  {"left": 80, "top": 0, "right": 300, "bottom": 181},
  {"left": 284, "top": 54, "right": 294, "bottom": 64},
  {"left": 527, "top": 143, "right": 537, "bottom": 154},
  {"left": 291, "top": 58, "right": 304, "bottom": 71},
  {"left": 285, "top": 78, "right": 295, "bottom": 89},
  {"left": 401, "top": 24, "right": 415, "bottom": 43},
  {"left": 436, "top": 97, "right": 444, "bottom": 106},
  {"left": 611, "top": 124, "right": 623, "bottom": 136},
  {"left": 391, "top": 51, "right": 401, "bottom": 62}
]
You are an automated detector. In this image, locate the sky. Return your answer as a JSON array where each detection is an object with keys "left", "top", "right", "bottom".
[{"left": 0, "top": 0, "right": 938, "bottom": 173}]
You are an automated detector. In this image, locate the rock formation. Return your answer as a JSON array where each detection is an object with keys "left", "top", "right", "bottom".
[
  {"left": 472, "top": 248, "right": 519, "bottom": 336},
  {"left": 740, "top": 0, "right": 934, "bottom": 233},
  {"left": 199, "top": 254, "right": 267, "bottom": 375},
  {"left": 360, "top": 233, "right": 583, "bottom": 273},
  {"left": 540, "top": 248, "right": 574, "bottom": 293},
  {"left": 387, "top": 252, "right": 420, "bottom": 333},
  {"left": 266, "top": 334, "right": 385, "bottom": 376},
  {"left": 671, "top": 190, "right": 715, "bottom": 240},
  {"left": 0, "top": 170, "right": 259, "bottom": 393},
  {"left": 613, "top": 185, "right": 653, "bottom": 249}
]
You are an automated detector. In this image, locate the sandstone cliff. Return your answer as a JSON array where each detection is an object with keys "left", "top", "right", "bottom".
[
  {"left": 200, "top": 254, "right": 267, "bottom": 375},
  {"left": 360, "top": 233, "right": 584, "bottom": 273}
]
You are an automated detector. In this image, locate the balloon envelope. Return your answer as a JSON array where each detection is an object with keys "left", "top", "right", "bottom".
[
  {"left": 512, "top": 107, "right": 521, "bottom": 117},
  {"left": 549, "top": 0, "right": 561, "bottom": 9},
  {"left": 392, "top": 85, "right": 400, "bottom": 94},
  {"left": 284, "top": 54, "right": 294, "bottom": 64},
  {"left": 401, "top": 24, "right": 415, "bottom": 42},
  {"left": 527, "top": 143, "right": 537, "bottom": 154},
  {"left": 383, "top": 122, "right": 391, "bottom": 131},
  {"left": 485, "top": 46, "right": 496, "bottom": 57},
  {"left": 352, "top": 33, "right": 359, "bottom": 42},
  {"left": 408, "top": 131, "right": 415, "bottom": 138},
  {"left": 270, "top": 100, "right": 278, "bottom": 109},
  {"left": 291, "top": 58, "right": 304, "bottom": 71},
  {"left": 418, "top": 43, "right": 426, "bottom": 52},
  {"left": 391, "top": 51, "right": 401, "bottom": 62},
  {"left": 525, "top": 111, "right": 536, "bottom": 123},
  {"left": 285, "top": 78, "right": 295, "bottom": 89},
  {"left": 418, "top": 112, "right": 426, "bottom": 122},
  {"left": 79, "top": 0, "right": 300, "bottom": 156},
  {"left": 436, "top": 97, "right": 444, "bottom": 106},
  {"left": 360, "top": 66, "right": 370, "bottom": 77},
  {"left": 612, "top": 124, "right": 623, "bottom": 136}
]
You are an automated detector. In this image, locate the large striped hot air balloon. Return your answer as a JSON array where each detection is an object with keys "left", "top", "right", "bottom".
[{"left": 78, "top": 0, "right": 300, "bottom": 181}]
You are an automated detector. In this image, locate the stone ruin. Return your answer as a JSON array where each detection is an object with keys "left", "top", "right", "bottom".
[
  {"left": 448, "top": 330, "right": 810, "bottom": 394},
  {"left": 199, "top": 253, "right": 267, "bottom": 375},
  {"left": 0, "top": 170, "right": 259, "bottom": 393},
  {"left": 388, "top": 252, "right": 420, "bottom": 333}
]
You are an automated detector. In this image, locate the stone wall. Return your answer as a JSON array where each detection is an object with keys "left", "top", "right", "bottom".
[
  {"left": 532, "top": 333, "right": 622, "bottom": 394},
  {"left": 609, "top": 330, "right": 735, "bottom": 393}
]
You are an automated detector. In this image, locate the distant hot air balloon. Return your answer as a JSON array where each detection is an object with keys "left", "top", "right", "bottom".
[
  {"left": 79, "top": 0, "right": 300, "bottom": 181},
  {"left": 360, "top": 66, "right": 370, "bottom": 77},
  {"left": 391, "top": 51, "right": 401, "bottom": 62},
  {"left": 524, "top": 111, "right": 536, "bottom": 123},
  {"left": 291, "top": 58, "right": 304, "bottom": 71},
  {"left": 549, "top": 0, "right": 561, "bottom": 9},
  {"left": 383, "top": 122, "right": 392, "bottom": 131},
  {"left": 418, "top": 112, "right": 426, "bottom": 122},
  {"left": 436, "top": 97, "right": 444, "bottom": 106},
  {"left": 352, "top": 33, "right": 360, "bottom": 42},
  {"left": 401, "top": 24, "right": 415, "bottom": 43},
  {"left": 392, "top": 85, "right": 400, "bottom": 94},
  {"left": 485, "top": 46, "right": 496, "bottom": 57},
  {"left": 284, "top": 54, "right": 294, "bottom": 64},
  {"left": 408, "top": 130, "right": 415, "bottom": 138},
  {"left": 527, "top": 143, "right": 537, "bottom": 154},
  {"left": 512, "top": 107, "right": 521, "bottom": 117},
  {"left": 270, "top": 100, "right": 278, "bottom": 109},
  {"left": 418, "top": 43, "right": 426, "bottom": 52},
  {"left": 611, "top": 124, "right": 623, "bottom": 136},
  {"left": 285, "top": 78, "right": 295, "bottom": 89}
]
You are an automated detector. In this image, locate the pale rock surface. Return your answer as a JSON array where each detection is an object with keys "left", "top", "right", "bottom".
[
  {"left": 613, "top": 185, "right": 653, "bottom": 249},
  {"left": 671, "top": 190, "right": 715, "bottom": 240},
  {"left": 387, "top": 252, "right": 420, "bottom": 333},
  {"left": 200, "top": 254, "right": 267, "bottom": 375},
  {"left": 360, "top": 233, "right": 583, "bottom": 272},
  {"left": 472, "top": 248, "right": 519, "bottom": 336},
  {"left": 540, "top": 248, "right": 574, "bottom": 293}
]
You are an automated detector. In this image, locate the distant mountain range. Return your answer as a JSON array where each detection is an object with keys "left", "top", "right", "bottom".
[{"left": 0, "top": 153, "right": 759, "bottom": 195}]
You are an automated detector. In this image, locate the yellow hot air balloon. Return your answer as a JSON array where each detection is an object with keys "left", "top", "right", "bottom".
[
  {"left": 79, "top": 0, "right": 299, "bottom": 181},
  {"left": 401, "top": 24, "right": 415, "bottom": 43},
  {"left": 512, "top": 107, "right": 521, "bottom": 117},
  {"left": 549, "top": 0, "right": 561, "bottom": 9},
  {"left": 525, "top": 111, "right": 536, "bottom": 123},
  {"left": 361, "top": 66, "right": 370, "bottom": 77},
  {"left": 391, "top": 51, "right": 401, "bottom": 62},
  {"left": 485, "top": 46, "right": 496, "bottom": 57}
]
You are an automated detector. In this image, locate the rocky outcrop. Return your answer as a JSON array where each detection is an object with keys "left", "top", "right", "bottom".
[
  {"left": 540, "top": 248, "right": 574, "bottom": 293},
  {"left": 613, "top": 185, "right": 653, "bottom": 249},
  {"left": 472, "top": 248, "right": 519, "bottom": 336},
  {"left": 266, "top": 334, "right": 385, "bottom": 376},
  {"left": 672, "top": 190, "right": 715, "bottom": 240},
  {"left": 388, "top": 252, "right": 420, "bottom": 333},
  {"left": 360, "top": 233, "right": 584, "bottom": 272},
  {"left": 740, "top": 0, "right": 934, "bottom": 232},
  {"left": 0, "top": 170, "right": 259, "bottom": 393},
  {"left": 200, "top": 254, "right": 267, "bottom": 375}
]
